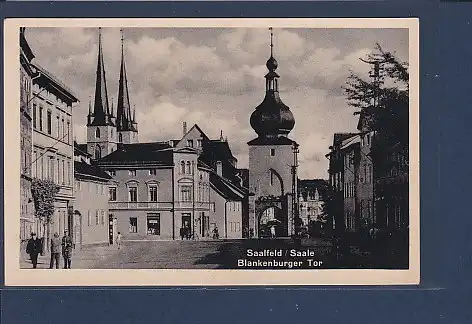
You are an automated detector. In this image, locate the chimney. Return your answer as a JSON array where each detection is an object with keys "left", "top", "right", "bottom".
[
  {"left": 182, "top": 122, "right": 187, "bottom": 136},
  {"left": 216, "top": 161, "right": 223, "bottom": 177}
]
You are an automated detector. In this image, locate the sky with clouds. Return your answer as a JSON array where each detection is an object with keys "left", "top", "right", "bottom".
[{"left": 25, "top": 27, "right": 408, "bottom": 179}]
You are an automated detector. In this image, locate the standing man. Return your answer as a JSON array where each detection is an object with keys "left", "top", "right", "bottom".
[
  {"left": 61, "top": 230, "right": 73, "bottom": 269},
  {"left": 116, "top": 232, "right": 122, "bottom": 250},
  {"left": 49, "top": 232, "right": 61, "bottom": 269},
  {"left": 26, "top": 232, "right": 42, "bottom": 268}
]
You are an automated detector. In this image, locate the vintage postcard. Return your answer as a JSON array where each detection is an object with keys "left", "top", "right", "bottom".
[{"left": 4, "top": 18, "right": 419, "bottom": 286}]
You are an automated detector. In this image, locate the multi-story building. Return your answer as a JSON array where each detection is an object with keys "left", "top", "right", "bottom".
[
  {"left": 327, "top": 133, "right": 357, "bottom": 234},
  {"left": 19, "top": 27, "right": 36, "bottom": 241},
  {"left": 357, "top": 110, "right": 375, "bottom": 230},
  {"left": 73, "top": 143, "right": 111, "bottom": 247},
  {"left": 341, "top": 135, "right": 360, "bottom": 233},
  {"left": 79, "top": 28, "right": 248, "bottom": 242},
  {"left": 30, "top": 63, "right": 79, "bottom": 241},
  {"left": 298, "top": 179, "right": 326, "bottom": 228}
]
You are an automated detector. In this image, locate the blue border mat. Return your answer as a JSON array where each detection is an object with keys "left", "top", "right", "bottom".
[{"left": 1, "top": 1, "right": 471, "bottom": 323}]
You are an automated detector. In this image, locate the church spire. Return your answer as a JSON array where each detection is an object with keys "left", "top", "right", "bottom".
[
  {"left": 116, "top": 28, "right": 134, "bottom": 131},
  {"left": 91, "top": 27, "right": 110, "bottom": 126}
]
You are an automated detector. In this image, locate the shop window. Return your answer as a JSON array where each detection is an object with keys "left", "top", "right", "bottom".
[
  {"left": 147, "top": 214, "right": 160, "bottom": 235},
  {"left": 129, "top": 217, "right": 137, "bottom": 233}
]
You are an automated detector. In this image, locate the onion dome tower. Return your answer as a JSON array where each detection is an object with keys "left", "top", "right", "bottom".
[{"left": 250, "top": 28, "right": 295, "bottom": 139}]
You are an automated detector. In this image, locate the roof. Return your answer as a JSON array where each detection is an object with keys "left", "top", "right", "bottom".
[
  {"left": 210, "top": 172, "right": 247, "bottom": 201},
  {"left": 20, "top": 28, "right": 35, "bottom": 62},
  {"left": 96, "top": 142, "right": 173, "bottom": 166},
  {"left": 298, "top": 179, "right": 329, "bottom": 201},
  {"left": 333, "top": 133, "right": 358, "bottom": 146},
  {"left": 32, "top": 64, "right": 79, "bottom": 102},
  {"left": 341, "top": 134, "right": 361, "bottom": 150},
  {"left": 74, "top": 142, "right": 91, "bottom": 158},
  {"left": 247, "top": 136, "right": 297, "bottom": 146},
  {"left": 74, "top": 161, "right": 111, "bottom": 181}
]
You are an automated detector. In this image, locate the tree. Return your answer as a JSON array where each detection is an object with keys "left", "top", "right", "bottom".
[
  {"left": 343, "top": 43, "right": 409, "bottom": 145},
  {"left": 31, "top": 178, "right": 60, "bottom": 251}
]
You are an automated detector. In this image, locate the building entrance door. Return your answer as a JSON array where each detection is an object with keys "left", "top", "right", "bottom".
[{"left": 181, "top": 214, "right": 191, "bottom": 239}]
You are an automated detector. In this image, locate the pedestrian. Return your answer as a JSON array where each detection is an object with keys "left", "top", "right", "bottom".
[
  {"left": 49, "top": 232, "right": 61, "bottom": 269},
  {"left": 180, "top": 227, "right": 185, "bottom": 240},
  {"left": 213, "top": 226, "right": 219, "bottom": 239},
  {"left": 116, "top": 232, "right": 122, "bottom": 250},
  {"left": 270, "top": 225, "right": 276, "bottom": 238},
  {"left": 61, "top": 230, "right": 73, "bottom": 269},
  {"left": 26, "top": 232, "right": 42, "bottom": 269}
]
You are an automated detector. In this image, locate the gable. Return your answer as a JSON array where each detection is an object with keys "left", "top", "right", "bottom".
[{"left": 175, "top": 124, "right": 209, "bottom": 149}]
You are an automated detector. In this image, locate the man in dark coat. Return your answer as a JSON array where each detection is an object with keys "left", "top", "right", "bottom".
[
  {"left": 61, "top": 230, "right": 73, "bottom": 269},
  {"left": 50, "top": 232, "right": 61, "bottom": 269},
  {"left": 26, "top": 232, "right": 42, "bottom": 268}
]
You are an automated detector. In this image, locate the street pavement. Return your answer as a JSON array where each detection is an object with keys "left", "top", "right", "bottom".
[{"left": 20, "top": 237, "right": 405, "bottom": 269}]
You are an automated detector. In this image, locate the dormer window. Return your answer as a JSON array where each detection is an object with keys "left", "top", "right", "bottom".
[
  {"left": 187, "top": 140, "right": 194, "bottom": 148},
  {"left": 197, "top": 139, "right": 202, "bottom": 148}
]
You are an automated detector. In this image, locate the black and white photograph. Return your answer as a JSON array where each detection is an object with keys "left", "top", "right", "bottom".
[{"left": 6, "top": 19, "right": 419, "bottom": 285}]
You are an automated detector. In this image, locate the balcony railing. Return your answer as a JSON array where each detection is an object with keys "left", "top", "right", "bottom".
[{"left": 108, "top": 201, "right": 211, "bottom": 210}]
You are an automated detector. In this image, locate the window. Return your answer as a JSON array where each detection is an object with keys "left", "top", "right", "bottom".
[
  {"left": 119, "top": 133, "right": 123, "bottom": 143},
  {"left": 101, "top": 184, "right": 104, "bottom": 195},
  {"left": 270, "top": 148, "right": 275, "bottom": 156},
  {"left": 39, "top": 107, "right": 43, "bottom": 131},
  {"left": 62, "top": 160, "right": 65, "bottom": 185},
  {"left": 56, "top": 115, "right": 60, "bottom": 138},
  {"left": 129, "top": 217, "right": 137, "bottom": 233},
  {"left": 33, "top": 104, "right": 37, "bottom": 128},
  {"left": 95, "top": 145, "right": 101, "bottom": 159},
  {"left": 67, "top": 121, "right": 70, "bottom": 143},
  {"left": 87, "top": 210, "right": 91, "bottom": 226},
  {"left": 109, "top": 170, "right": 116, "bottom": 176},
  {"left": 95, "top": 128, "right": 101, "bottom": 138},
  {"left": 101, "top": 210, "right": 105, "bottom": 225},
  {"left": 109, "top": 187, "right": 117, "bottom": 201},
  {"left": 129, "top": 187, "right": 138, "bottom": 202},
  {"left": 147, "top": 214, "right": 160, "bottom": 235},
  {"left": 197, "top": 139, "right": 202, "bottom": 148},
  {"left": 186, "top": 161, "right": 191, "bottom": 175},
  {"left": 269, "top": 170, "right": 274, "bottom": 186},
  {"left": 95, "top": 210, "right": 99, "bottom": 225},
  {"left": 47, "top": 110, "right": 52, "bottom": 134},
  {"left": 361, "top": 136, "right": 365, "bottom": 146},
  {"left": 187, "top": 140, "right": 194, "bottom": 148},
  {"left": 111, "top": 128, "right": 114, "bottom": 138},
  {"left": 61, "top": 118, "right": 65, "bottom": 140},
  {"left": 180, "top": 185, "right": 192, "bottom": 202},
  {"left": 149, "top": 169, "right": 157, "bottom": 175},
  {"left": 67, "top": 161, "right": 71, "bottom": 185},
  {"left": 149, "top": 186, "right": 158, "bottom": 202},
  {"left": 57, "top": 158, "right": 61, "bottom": 184},
  {"left": 368, "top": 165, "right": 372, "bottom": 183},
  {"left": 129, "top": 170, "right": 137, "bottom": 177},
  {"left": 366, "top": 133, "right": 370, "bottom": 146},
  {"left": 180, "top": 161, "right": 185, "bottom": 174},
  {"left": 32, "top": 151, "right": 37, "bottom": 178}
]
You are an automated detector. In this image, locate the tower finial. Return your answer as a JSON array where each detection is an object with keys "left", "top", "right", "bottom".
[
  {"left": 220, "top": 130, "right": 224, "bottom": 141},
  {"left": 269, "top": 27, "right": 274, "bottom": 57},
  {"left": 120, "top": 28, "right": 124, "bottom": 50}
]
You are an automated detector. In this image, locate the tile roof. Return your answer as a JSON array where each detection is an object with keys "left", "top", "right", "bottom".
[
  {"left": 97, "top": 142, "right": 173, "bottom": 166},
  {"left": 210, "top": 172, "right": 247, "bottom": 201},
  {"left": 74, "top": 161, "right": 111, "bottom": 181}
]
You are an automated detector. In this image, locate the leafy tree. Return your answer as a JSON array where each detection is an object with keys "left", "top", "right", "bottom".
[
  {"left": 31, "top": 178, "right": 60, "bottom": 250},
  {"left": 343, "top": 43, "right": 409, "bottom": 145}
]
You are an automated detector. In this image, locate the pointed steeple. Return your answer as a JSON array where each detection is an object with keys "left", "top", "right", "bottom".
[
  {"left": 91, "top": 27, "right": 110, "bottom": 126},
  {"left": 116, "top": 28, "right": 134, "bottom": 131}
]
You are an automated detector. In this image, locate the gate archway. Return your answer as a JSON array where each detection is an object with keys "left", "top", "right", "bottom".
[{"left": 255, "top": 196, "right": 288, "bottom": 237}]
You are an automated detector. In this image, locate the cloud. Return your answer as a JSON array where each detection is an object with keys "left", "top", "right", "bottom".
[{"left": 25, "top": 27, "right": 408, "bottom": 180}]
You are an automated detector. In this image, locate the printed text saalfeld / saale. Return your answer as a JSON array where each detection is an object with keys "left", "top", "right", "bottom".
[{"left": 246, "top": 249, "right": 319, "bottom": 257}]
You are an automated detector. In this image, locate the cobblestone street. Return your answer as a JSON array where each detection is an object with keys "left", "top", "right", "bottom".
[{"left": 19, "top": 237, "right": 402, "bottom": 270}]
